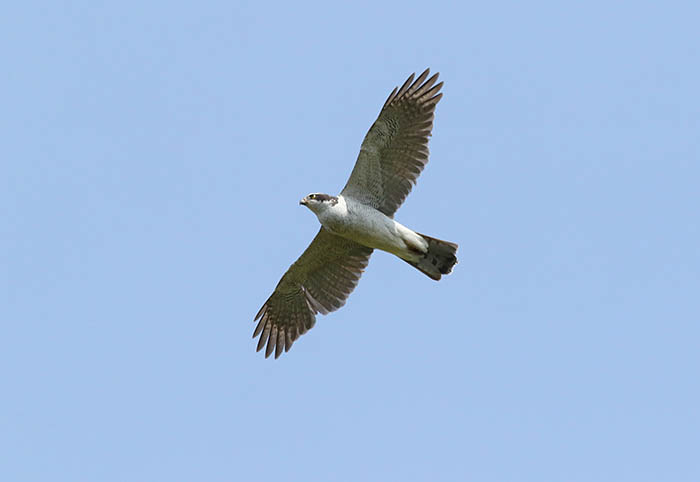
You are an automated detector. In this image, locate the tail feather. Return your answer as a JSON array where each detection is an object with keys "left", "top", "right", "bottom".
[{"left": 404, "top": 233, "right": 458, "bottom": 281}]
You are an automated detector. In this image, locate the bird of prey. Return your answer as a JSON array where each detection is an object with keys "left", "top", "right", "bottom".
[{"left": 253, "top": 69, "right": 458, "bottom": 358}]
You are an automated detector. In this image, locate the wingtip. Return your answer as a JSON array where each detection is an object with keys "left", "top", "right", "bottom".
[{"left": 253, "top": 302, "right": 267, "bottom": 321}]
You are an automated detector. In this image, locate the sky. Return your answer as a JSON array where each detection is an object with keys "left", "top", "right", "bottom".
[{"left": 2, "top": 1, "right": 699, "bottom": 481}]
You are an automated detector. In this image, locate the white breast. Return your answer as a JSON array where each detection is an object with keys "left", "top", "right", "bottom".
[{"left": 323, "top": 195, "right": 427, "bottom": 260}]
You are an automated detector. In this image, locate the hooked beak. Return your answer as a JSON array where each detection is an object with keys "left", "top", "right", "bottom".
[{"left": 299, "top": 197, "right": 308, "bottom": 206}]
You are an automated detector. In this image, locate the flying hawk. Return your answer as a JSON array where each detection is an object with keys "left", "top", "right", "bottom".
[{"left": 253, "top": 69, "right": 458, "bottom": 358}]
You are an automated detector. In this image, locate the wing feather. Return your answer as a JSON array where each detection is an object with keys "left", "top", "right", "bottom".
[
  {"left": 341, "top": 69, "right": 443, "bottom": 216},
  {"left": 253, "top": 227, "right": 373, "bottom": 358}
]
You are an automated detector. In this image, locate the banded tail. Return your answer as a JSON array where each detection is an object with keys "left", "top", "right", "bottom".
[{"left": 405, "top": 233, "right": 458, "bottom": 281}]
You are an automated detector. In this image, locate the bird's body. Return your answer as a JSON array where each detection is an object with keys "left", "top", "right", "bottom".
[
  {"left": 306, "top": 194, "right": 427, "bottom": 263},
  {"left": 253, "top": 69, "right": 458, "bottom": 358}
]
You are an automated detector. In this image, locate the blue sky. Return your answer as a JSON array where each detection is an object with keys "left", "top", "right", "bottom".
[{"left": 2, "top": 1, "right": 699, "bottom": 481}]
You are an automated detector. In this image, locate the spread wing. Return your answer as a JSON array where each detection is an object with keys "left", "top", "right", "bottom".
[
  {"left": 341, "top": 68, "right": 443, "bottom": 217},
  {"left": 253, "top": 228, "right": 373, "bottom": 358}
]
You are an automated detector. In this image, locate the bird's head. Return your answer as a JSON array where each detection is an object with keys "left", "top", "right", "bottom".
[{"left": 299, "top": 193, "right": 339, "bottom": 214}]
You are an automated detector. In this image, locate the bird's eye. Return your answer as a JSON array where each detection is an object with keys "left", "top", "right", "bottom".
[{"left": 310, "top": 194, "right": 316, "bottom": 199}]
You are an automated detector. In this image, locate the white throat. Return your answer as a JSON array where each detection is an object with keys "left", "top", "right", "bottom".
[{"left": 313, "top": 195, "right": 347, "bottom": 225}]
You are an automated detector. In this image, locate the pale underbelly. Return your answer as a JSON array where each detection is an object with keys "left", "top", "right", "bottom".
[{"left": 324, "top": 216, "right": 425, "bottom": 260}]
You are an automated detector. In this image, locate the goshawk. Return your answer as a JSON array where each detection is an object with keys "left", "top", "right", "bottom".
[{"left": 253, "top": 69, "right": 458, "bottom": 358}]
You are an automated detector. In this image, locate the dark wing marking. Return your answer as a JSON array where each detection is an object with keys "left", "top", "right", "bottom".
[
  {"left": 341, "top": 69, "right": 443, "bottom": 217},
  {"left": 253, "top": 228, "right": 373, "bottom": 358}
]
